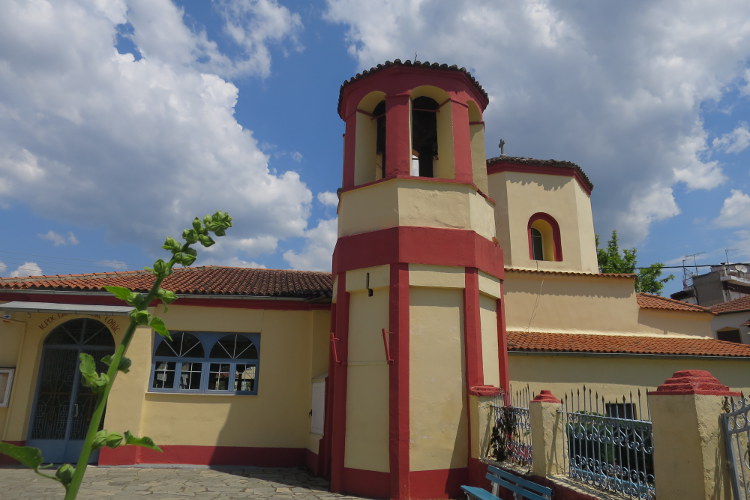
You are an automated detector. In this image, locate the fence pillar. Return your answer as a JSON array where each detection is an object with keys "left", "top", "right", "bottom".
[
  {"left": 529, "top": 390, "right": 564, "bottom": 477},
  {"left": 648, "top": 370, "right": 739, "bottom": 500}
]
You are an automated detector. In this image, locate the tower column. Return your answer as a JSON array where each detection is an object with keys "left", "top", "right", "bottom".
[
  {"left": 385, "top": 93, "right": 412, "bottom": 177},
  {"left": 389, "top": 263, "right": 410, "bottom": 499},
  {"left": 450, "top": 100, "right": 474, "bottom": 184}
]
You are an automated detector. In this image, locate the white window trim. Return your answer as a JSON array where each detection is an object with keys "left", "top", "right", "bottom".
[{"left": 0, "top": 368, "right": 15, "bottom": 407}]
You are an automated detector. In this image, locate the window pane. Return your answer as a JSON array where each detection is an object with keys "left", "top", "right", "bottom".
[
  {"left": 208, "top": 363, "right": 231, "bottom": 391},
  {"left": 531, "top": 228, "right": 544, "bottom": 260},
  {"left": 179, "top": 362, "right": 202, "bottom": 390},
  {"left": 152, "top": 361, "right": 176, "bottom": 389},
  {"left": 156, "top": 332, "right": 204, "bottom": 357},
  {"left": 211, "top": 334, "right": 257, "bottom": 359},
  {"left": 234, "top": 364, "right": 256, "bottom": 392}
]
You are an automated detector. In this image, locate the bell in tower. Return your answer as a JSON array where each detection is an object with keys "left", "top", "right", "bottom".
[{"left": 323, "top": 60, "right": 508, "bottom": 499}]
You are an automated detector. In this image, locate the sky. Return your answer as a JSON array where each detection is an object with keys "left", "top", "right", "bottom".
[{"left": 1, "top": 0, "right": 750, "bottom": 299}]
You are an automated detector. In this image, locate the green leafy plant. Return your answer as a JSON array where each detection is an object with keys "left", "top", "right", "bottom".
[
  {"left": 596, "top": 230, "right": 674, "bottom": 294},
  {"left": 0, "top": 211, "right": 232, "bottom": 499}
]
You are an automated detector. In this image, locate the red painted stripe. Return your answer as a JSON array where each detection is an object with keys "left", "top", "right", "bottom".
[
  {"left": 333, "top": 227, "right": 504, "bottom": 278},
  {"left": 497, "top": 287, "right": 510, "bottom": 397},
  {"left": 409, "top": 467, "right": 469, "bottom": 499},
  {"left": 342, "top": 113, "right": 357, "bottom": 189},
  {"left": 389, "top": 263, "right": 410, "bottom": 499},
  {"left": 0, "top": 440, "right": 26, "bottom": 465},
  {"left": 329, "top": 275, "right": 350, "bottom": 492},
  {"left": 341, "top": 468, "right": 390, "bottom": 498},
  {"left": 463, "top": 268, "right": 484, "bottom": 388},
  {"left": 99, "top": 445, "right": 305, "bottom": 466},
  {"left": 450, "top": 100, "right": 474, "bottom": 184},
  {"left": 487, "top": 162, "right": 593, "bottom": 196},
  {"left": 0, "top": 293, "right": 329, "bottom": 311},
  {"left": 339, "top": 175, "right": 496, "bottom": 206},
  {"left": 386, "top": 94, "right": 412, "bottom": 177}
]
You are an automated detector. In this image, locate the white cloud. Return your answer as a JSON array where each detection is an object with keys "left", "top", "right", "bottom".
[
  {"left": 39, "top": 230, "right": 67, "bottom": 246},
  {"left": 0, "top": 262, "right": 6, "bottom": 274},
  {"left": 283, "top": 218, "right": 337, "bottom": 271},
  {"left": 616, "top": 185, "right": 680, "bottom": 244},
  {"left": 98, "top": 259, "right": 128, "bottom": 271},
  {"left": 38, "top": 230, "right": 79, "bottom": 246},
  {"left": 715, "top": 190, "right": 750, "bottom": 228},
  {"left": 733, "top": 229, "right": 750, "bottom": 261},
  {"left": 317, "top": 191, "right": 338, "bottom": 207},
  {"left": 10, "top": 262, "right": 43, "bottom": 277},
  {"left": 712, "top": 124, "right": 750, "bottom": 154},
  {"left": 325, "top": 0, "right": 750, "bottom": 244},
  {"left": 0, "top": 0, "right": 311, "bottom": 262}
]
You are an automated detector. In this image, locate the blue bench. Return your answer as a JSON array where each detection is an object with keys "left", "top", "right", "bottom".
[{"left": 461, "top": 465, "right": 552, "bottom": 500}]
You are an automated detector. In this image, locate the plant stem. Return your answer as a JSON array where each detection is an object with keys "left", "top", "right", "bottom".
[{"left": 63, "top": 273, "right": 168, "bottom": 500}]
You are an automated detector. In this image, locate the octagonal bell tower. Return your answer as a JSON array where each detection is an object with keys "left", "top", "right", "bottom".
[{"left": 324, "top": 61, "right": 508, "bottom": 499}]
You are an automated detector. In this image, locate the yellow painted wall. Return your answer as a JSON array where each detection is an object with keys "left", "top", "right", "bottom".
[
  {"left": 504, "top": 271, "right": 640, "bottom": 334},
  {"left": 469, "top": 122, "right": 488, "bottom": 194},
  {"left": 344, "top": 288, "right": 390, "bottom": 472},
  {"left": 480, "top": 295, "right": 500, "bottom": 388},
  {"left": 409, "top": 264, "right": 464, "bottom": 289},
  {"left": 435, "top": 99, "right": 455, "bottom": 180},
  {"left": 1, "top": 312, "right": 130, "bottom": 442},
  {"left": 0, "top": 318, "right": 25, "bottom": 440},
  {"left": 488, "top": 171, "right": 598, "bottom": 273},
  {"left": 354, "top": 110, "right": 378, "bottom": 186},
  {"left": 409, "top": 287, "right": 468, "bottom": 471},
  {"left": 637, "top": 308, "right": 715, "bottom": 337},
  {"left": 338, "top": 178, "right": 496, "bottom": 240},
  {"left": 112, "top": 304, "right": 324, "bottom": 448},
  {"left": 509, "top": 353, "right": 750, "bottom": 403},
  {"left": 503, "top": 270, "right": 713, "bottom": 337}
]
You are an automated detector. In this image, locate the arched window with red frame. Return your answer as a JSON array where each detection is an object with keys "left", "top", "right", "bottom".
[{"left": 527, "top": 213, "right": 562, "bottom": 261}]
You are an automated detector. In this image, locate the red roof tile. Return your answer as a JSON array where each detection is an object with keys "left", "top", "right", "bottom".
[
  {"left": 487, "top": 156, "right": 594, "bottom": 193},
  {"left": 505, "top": 267, "right": 634, "bottom": 279},
  {"left": 0, "top": 266, "right": 334, "bottom": 300},
  {"left": 508, "top": 331, "right": 750, "bottom": 357},
  {"left": 637, "top": 293, "right": 712, "bottom": 313},
  {"left": 710, "top": 295, "right": 750, "bottom": 314}
]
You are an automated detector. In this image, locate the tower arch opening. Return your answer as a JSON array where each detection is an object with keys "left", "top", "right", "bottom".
[
  {"left": 354, "top": 91, "right": 386, "bottom": 186},
  {"left": 411, "top": 86, "right": 454, "bottom": 179},
  {"left": 528, "top": 213, "right": 563, "bottom": 261}
]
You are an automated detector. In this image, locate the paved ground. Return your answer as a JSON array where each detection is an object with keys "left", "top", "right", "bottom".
[{"left": 0, "top": 465, "right": 369, "bottom": 500}]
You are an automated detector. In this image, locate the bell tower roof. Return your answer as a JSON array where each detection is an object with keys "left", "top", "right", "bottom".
[{"left": 337, "top": 59, "right": 489, "bottom": 116}]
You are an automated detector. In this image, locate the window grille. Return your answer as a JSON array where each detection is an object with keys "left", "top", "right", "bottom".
[{"left": 150, "top": 331, "right": 259, "bottom": 395}]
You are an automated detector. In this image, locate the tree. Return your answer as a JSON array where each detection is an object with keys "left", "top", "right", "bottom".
[{"left": 596, "top": 230, "right": 674, "bottom": 295}]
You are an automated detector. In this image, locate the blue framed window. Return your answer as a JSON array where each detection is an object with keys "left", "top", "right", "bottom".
[{"left": 150, "top": 332, "right": 259, "bottom": 394}]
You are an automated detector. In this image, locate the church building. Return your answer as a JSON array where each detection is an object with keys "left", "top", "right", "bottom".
[{"left": 1, "top": 61, "right": 749, "bottom": 499}]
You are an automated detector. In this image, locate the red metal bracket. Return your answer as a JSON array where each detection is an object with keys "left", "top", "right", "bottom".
[
  {"left": 381, "top": 328, "right": 394, "bottom": 364},
  {"left": 330, "top": 332, "right": 341, "bottom": 364}
]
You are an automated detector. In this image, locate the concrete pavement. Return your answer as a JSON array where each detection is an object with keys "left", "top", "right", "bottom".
[{"left": 0, "top": 465, "right": 370, "bottom": 500}]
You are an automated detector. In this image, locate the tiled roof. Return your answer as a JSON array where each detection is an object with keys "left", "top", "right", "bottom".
[
  {"left": 637, "top": 293, "right": 712, "bottom": 313},
  {"left": 505, "top": 267, "right": 634, "bottom": 279},
  {"left": 710, "top": 295, "right": 750, "bottom": 314},
  {"left": 486, "top": 156, "right": 594, "bottom": 192},
  {"left": 338, "top": 59, "right": 488, "bottom": 114},
  {"left": 508, "top": 331, "right": 750, "bottom": 357},
  {"left": 0, "top": 266, "right": 334, "bottom": 300}
]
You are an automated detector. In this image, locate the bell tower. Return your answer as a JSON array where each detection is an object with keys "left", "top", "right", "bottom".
[{"left": 325, "top": 60, "right": 508, "bottom": 499}]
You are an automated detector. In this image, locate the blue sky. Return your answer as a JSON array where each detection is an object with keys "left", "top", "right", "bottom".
[{"left": 1, "top": 0, "right": 750, "bottom": 299}]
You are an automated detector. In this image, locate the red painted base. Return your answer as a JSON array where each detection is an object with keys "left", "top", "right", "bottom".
[
  {"left": 0, "top": 440, "right": 25, "bottom": 465},
  {"left": 336, "top": 466, "right": 470, "bottom": 499},
  {"left": 99, "top": 445, "right": 306, "bottom": 467}
]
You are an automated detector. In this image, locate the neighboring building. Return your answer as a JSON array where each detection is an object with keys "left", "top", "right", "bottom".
[
  {"left": 2, "top": 60, "right": 750, "bottom": 499},
  {"left": 710, "top": 295, "right": 750, "bottom": 344},
  {"left": 671, "top": 263, "right": 750, "bottom": 306}
]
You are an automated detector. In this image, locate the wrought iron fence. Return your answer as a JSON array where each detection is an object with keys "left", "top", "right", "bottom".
[
  {"left": 486, "top": 386, "right": 532, "bottom": 467},
  {"left": 562, "top": 387, "right": 655, "bottom": 499},
  {"left": 722, "top": 395, "right": 750, "bottom": 499}
]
